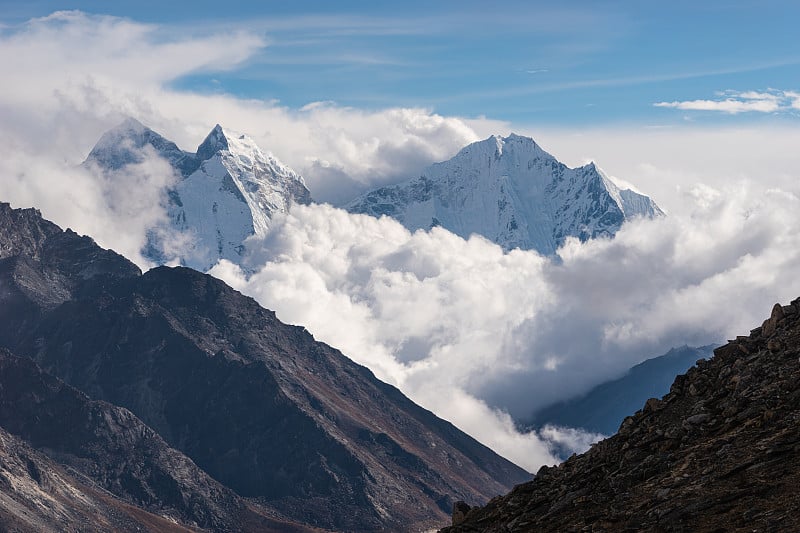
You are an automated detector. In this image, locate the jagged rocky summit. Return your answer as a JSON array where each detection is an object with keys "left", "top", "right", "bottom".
[
  {"left": 0, "top": 201, "right": 529, "bottom": 532},
  {"left": 346, "top": 134, "right": 663, "bottom": 255},
  {"left": 85, "top": 118, "right": 311, "bottom": 271},
  {"left": 443, "top": 299, "right": 800, "bottom": 532}
]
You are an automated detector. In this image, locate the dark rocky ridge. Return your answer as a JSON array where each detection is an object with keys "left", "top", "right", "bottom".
[
  {"left": 0, "top": 347, "right": 316, "bottom": 533},
  {"left": 443, "top": 299, "right": 800, "bottom": 532},
  {"left": 0, "top": 424, "right": 198, "bottom": 533},
  {"left": 0, "top": 201, "right": 529, "bottom": 532},
  {"left": 0, "top": 203, "right": 140, "bottom": 348},
  {"left": 0, "top": 348, "right": 245, "bottom": 530}
]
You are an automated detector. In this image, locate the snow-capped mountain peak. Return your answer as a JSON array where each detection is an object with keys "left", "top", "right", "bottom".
[
  {"left": 188, "top": 124, "right": 310, "bottom": 240},
  {"left": 86, "top": 120, "right": 311, "bottom": 271},
  {"left": 196, "top": 124, "right": 229, "bottom": 160},
  {"left": 345, "top": 133, "right": 662, "bottom": 255},
  {"left": 85, "top": 117, "right": 195, "bottom": 173}
]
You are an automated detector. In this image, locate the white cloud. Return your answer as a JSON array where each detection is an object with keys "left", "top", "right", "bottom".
[
  {"left": 209, "top": 207, "right": 595, "bottom": 470},
  {"left": 0, "top": 138, "right": 177, "bottom": 265},
  {"left": 787, "top": 90, "right": 800, "bottom": 109},
  {"left": 654, "top": 89, "right": 797, "bottom": 114},
  {"left": 539, "top": 425, "right": 607, "bottom": 457},
  {"left": 0, "top": 11, "right": 265, "bottom": 128},
  {"left": 208, "top": 176, "right": 800, "bottom": 471},
  {"left": 0, "top": 11, "right": 501, "bottom": 211}
]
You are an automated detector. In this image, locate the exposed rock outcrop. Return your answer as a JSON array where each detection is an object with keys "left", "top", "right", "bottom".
[
  {"left": 0, "top": 348, "right": 251, "bottom": 531},
  {"left": 444, "top": 298, "right": 800, "bottom": 532},
  {"left": 0, "top": 425, "right": 195, "bottom": 533}
]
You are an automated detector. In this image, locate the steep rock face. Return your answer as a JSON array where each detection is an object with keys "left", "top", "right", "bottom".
[
  {"left": 0, "top": 202, "right": 528, "bottom": 532},
  {"left": 0, "top": 425, "right": 198, "bottom": 533},
  {"left": 85, "top": 120, "right": 311, "bottom": 271},
  {"left": 0, "top": 202, "right": 140, "bottom": 348},
  {"left": 0, "top": 202, "right": 139, "bottom": 283},
  {"left": 0, "top": 348, "right": 248, "bottom": 531},
  {"left": 346, "top": 134, "right": 662, "bottom": 254},
  {"left": 443, "top": 299, "right": 800, "bottom": 532}
]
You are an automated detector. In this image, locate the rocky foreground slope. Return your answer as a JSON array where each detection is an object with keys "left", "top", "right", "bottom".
[
  {"left": 0, "top": 348, "right": 283, "bottom": 531},
  {"left": 0, "top": 202, "right": 528, "bottom": 532},
  {"left": 444, "top": 299, "right": 800, "bottom": 532},
  {"left": 0, "top": 424, "right": 197, "bottom": 533}
]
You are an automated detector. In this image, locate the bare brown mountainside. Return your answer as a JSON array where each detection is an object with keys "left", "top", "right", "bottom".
[
  {"left": 0, "top": 348, "right": 322, "bottom": 532},
  {"left": 0, "top": 202, "right": 529, "bottom": 532}
]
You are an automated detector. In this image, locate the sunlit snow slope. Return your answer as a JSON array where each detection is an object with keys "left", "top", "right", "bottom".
[
  {"left": 85, "top": 119, "right": 311, "bottom": 270},
  {"left": 345, "top": 134, "right": 663, "bottom": 254}
]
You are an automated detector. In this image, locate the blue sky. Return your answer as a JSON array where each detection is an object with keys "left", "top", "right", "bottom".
[{"left": 3, "top": 0, "right": 798, "bottom": 127}]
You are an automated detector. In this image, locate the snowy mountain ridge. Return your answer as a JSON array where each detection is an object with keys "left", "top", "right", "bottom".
[
  {"left": 345, "top": 134, "right": 663, "bottom": 254},
  {"left": 87, "top": 122, "right": 661, "bottom": 270},
  {"left": 85, "top": 119, "right": 311, "bottom": 271}
]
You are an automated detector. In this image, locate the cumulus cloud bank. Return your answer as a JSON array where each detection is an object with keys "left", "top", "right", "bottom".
[
  {"left": 0, "top": 137, "right": 178, "bottom": 265},
  {"left": 209, "top": 177, "right": 800, "bottom": 470}
]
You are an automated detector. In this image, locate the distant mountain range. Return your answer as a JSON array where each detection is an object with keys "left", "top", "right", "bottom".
[
  {"left": 0, "top": 201, "right": 529, "bottom": 532},
  {"left": 86, "top": 121, "right": 662, "bottom": 268},
  {"left": 527, "top": 345, "right": 716, "bottom": 437}
]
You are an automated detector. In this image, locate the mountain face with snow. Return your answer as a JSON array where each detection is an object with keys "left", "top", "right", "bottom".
[
  {"left": 345, "top": 134, "right": 663, "bottom": 254},
  {"left": 85, "top": 119, "right": 311, "bottom": 271}
]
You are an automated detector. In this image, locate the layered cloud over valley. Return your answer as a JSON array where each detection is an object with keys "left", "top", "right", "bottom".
[{"left": 209, "top": 179, "right": 800, "bottom": 470}]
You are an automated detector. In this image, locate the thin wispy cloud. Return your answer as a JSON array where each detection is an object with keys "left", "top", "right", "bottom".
[{"left": 655, "top": 89, "right": 800, "bottom": 114}]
